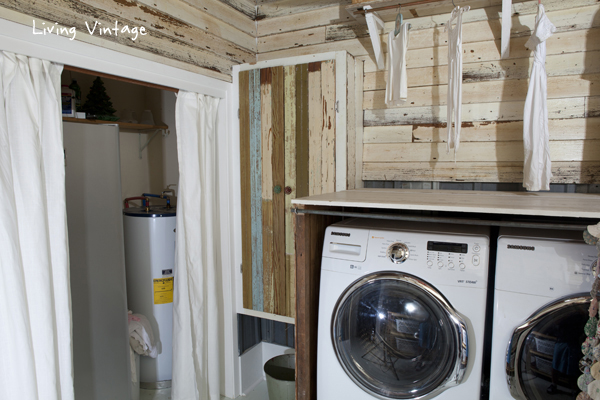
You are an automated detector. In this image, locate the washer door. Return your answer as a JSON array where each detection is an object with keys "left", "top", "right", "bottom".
[
  {"left": 331, "top": 271, "right": 468, "bottom": 400},
  {"left": 507, "top": 294, "right": 590, "bottom": 400}
]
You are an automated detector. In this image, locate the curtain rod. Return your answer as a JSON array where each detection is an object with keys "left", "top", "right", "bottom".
[
  {"left": 354, "top": 0, "right": 450, "bottom": 15},
  {"left": 64, "top": 65, "right": 179, "bottom": 93}
]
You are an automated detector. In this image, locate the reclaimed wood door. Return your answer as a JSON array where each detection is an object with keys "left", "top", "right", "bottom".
[{"left": 239, "top": 60, "right": 337, "bottom": 318}]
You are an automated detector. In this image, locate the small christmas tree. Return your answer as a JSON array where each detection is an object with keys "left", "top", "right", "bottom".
[{"left": 81, "top": 77, "right": 118, "bottom": 121}]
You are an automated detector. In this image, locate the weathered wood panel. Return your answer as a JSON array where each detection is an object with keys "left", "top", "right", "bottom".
[
  {"left": 216, "top": 0, "right": 257, "bottom": 20},
  {"left": 261, "top": 68, "right": 274, "bottom": 314},
  {"left": 284, "top": 65, "right": 297, "bottom": 318},
  {"left": 271, "top": 66, "right": 286, "bottom": 316},
  {"left": 365, "top": 118, "right": 600, "bottom": 144},
  {"left": 239, "top": 71, "right": 252, "bottom": 310},
  {"left": 308, "top": 62, "right": 323, "bottom": 196},
  {"left": 364, "top": 74, "right": 600, "bottom": 110},
  {"left": 257, "top": 27, "right": 326, "bottom": 54},
  {"left": 364, "top": 97, "right": 598, "bottom": 126},
  {"left": 257, "top": 0, "right": 350, "bottom": 20},
  {"left": 363, "top": 51, "right": 600, "bottom": 89},
  {"left": 1, "top": 0, "right": 255, "bottom": 81},
  {"left": 362, "top": 161, "right": 600, "bottom": 183},
  {"left": 296, "top": 64, "right": 310, "bottom": 199},
  {"left": 321, "top": 60, "right": 336, "bottom": 193},
  {"left": 346, "top": 54, "right": 357, "bottom": 190},
  {"left": 249, "top": 69, "right": 263, "bottom": 311},
  {"left": 363, "top": 140, "right": 600, "bottom": 163}
]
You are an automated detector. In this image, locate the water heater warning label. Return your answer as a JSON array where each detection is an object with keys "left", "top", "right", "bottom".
[{"left": 154, "top": 277, "right": 173, "bottom": 304}]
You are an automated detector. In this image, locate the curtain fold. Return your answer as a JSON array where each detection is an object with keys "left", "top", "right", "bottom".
[
  {"left": 0, "top": 52, "right": 73, "bottom": 400},
  {"left": 172, "top": 90, "right": 221, "bottom": 400}
]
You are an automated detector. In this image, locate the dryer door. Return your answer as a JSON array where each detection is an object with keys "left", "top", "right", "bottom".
[
  {"left": 506, "top": 294, "right": 590, "bottom": 400},
  {"left": 331, "top": 271, "right": 468, "bottom": 400}
]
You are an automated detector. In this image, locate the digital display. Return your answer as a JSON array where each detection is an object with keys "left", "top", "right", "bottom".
[{"left": 427, "top": 241, "right": 468, "bottom": 254}]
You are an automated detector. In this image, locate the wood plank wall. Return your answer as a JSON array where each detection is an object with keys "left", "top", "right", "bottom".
[
  {"left": 257, "top": 0, "right": 600, "bottom": 184},
  {"left": 0, "top": 0, "right": 257, "bottom": 82},
  {"left": 239, "top": 60, "right": 336, "bottom": 318}
]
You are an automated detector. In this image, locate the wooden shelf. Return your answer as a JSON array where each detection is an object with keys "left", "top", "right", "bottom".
[
  {"left": 62, "top": 117, "right": 168, "bottom": 131},
  {"left": 292, "top": 189, "right": 600, "bottom": 219}
]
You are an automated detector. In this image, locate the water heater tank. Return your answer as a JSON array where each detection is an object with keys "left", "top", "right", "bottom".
[{"left": 123, "top": 206, "right": 176, "bottom": 388}]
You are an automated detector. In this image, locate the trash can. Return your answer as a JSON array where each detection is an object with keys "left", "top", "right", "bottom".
[{"left": 264, "top": 354, "right": 295, "bottom": 400}]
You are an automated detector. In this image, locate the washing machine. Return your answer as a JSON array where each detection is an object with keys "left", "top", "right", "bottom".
[
  {"left": 490, "top": 228, "right": 598, "bottom": 400},
  {"left": 317, "top": 219, "right": 490, "bottom": 400}
]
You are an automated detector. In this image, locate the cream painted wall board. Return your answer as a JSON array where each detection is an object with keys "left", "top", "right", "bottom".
[
  {"left": 354, "top": 58, "right": 364, "bottom": 189},
  {"left": 363, "top": 140, "right": 600, "bottom": 163},
  {"left": 364, "top": 125, "right": 413, "bottom": 143},
  {"left": 256, "top": 0, "right": 350, "bottom": 19},
  {"left": 346, "top": 54, "right": 356, "bottom": 190},
  {"left": 321, "top": 60, "right": 336, "bottom": 193},
  {"left": 308, "top": 64, "right": 322, "bottom": 196},
  {"left": 257, "top": 5, "right": 352, "bottom": 37}
]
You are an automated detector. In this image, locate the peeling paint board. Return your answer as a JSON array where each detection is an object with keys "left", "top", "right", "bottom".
[
  {"left": 216, "top": 0, "right": 257, "bottom": 20},
  {"left": 308, "top": 62, "right": 322, "bottom": 196},
  {"left": 239, "top": 70, "right": 253, "bottom": 310},
  {"left": 0, "top": 8, "right": 231, "bottom": 82},
  {"left": 346, "top": 54, "right": 356, "bottom": 190},
  {"left": 179, "top": 0, "right": 257, "bottom": 36},
  {"left": 3, "top": 0, "right": 243, "bottom": 73},
  {"left": 363, "top": 140, "right": 600, "bottom": 163},
  {"left": 354, "top": 58, "right": 365, "bottom": 189},
  {"left": 364, "top": 97, "right": 589, "bottom": 126},
  {"left": 258, "top": 27, "right": 327, "bottom": 54},
  {"left": 257, "top": 0, "right": 350, "bottom": 19},
  {"left": 271, "top": 66, "right": 286, "bottom": 316},
  {"left": 364, "top": 126, "right": 414, "bottom": 143},
  {"left": 321, "top": 60, "right": 336, "bottom": 194},
  {"left": 334, "top": 53, "right": 347, "bottom": 192},
  {"left": 362, "top": 161, "right": 600, "bottom": 184},
  {"left": 296, "top": 64, "right": 310, "bottom": 199},
  {"left": 126, "top": 0, "right": 257, "bottom": 52},
  {"left": 261, "top": 68, "right": 274, "bottom": 314},
  {"left": 249, "top": 69, "right": 263, "bottom": 312},
  {"left": 364, "top": 74, "right": 600, "bottom": 110},
  {"left": 257, "top": 5, "right": 353, "bottom": 37},
  {"left": 363, "top": 51, "right": 600, "bottom": 89},
  {"left": 406, "top": 118, "right": 600, "bottom": 143},
  {"left": 284, "top": 65, "right": 297, "bottom": 318}
]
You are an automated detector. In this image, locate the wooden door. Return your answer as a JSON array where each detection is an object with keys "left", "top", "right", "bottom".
[{"left": 239, "top": 61, "right": 337, "bottom": 318}]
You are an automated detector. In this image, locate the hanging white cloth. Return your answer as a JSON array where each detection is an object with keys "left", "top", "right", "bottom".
[
  {"left": 501, "top": 0, "right": 512, "bottom": 59},
  {"left": 386, "top": 23, "right": 410, "bottom": 107},
  {"left": 365, "top": 7, "right": 386, "bottom": 70},
  {"left": 0, "top": 52, "right": 73, "bottom": 400},
  {"left": 446, "top": 6, "right": 469, "bottom": 155},
  {"left": 523, "top": 4, "right": 556, "bottom": 191},
  {"left": 172, "top": 91, "right": 221, "bottom": 400}
]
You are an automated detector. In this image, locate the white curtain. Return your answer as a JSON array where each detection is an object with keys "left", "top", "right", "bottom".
[
  {"left": 172, "top": 91, "right": 221, "bottom": 400},
  {"left": 0, "top": 52, "right": 73, "bottom": 399}
]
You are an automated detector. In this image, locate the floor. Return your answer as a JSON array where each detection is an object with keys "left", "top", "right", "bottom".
[{"left": 138, "top": 379, "right": 268, "bottom": 400}]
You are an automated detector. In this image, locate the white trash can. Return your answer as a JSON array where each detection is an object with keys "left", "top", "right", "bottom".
[{"left": 264, "top": 354, "right": 295, "bottom": 400}]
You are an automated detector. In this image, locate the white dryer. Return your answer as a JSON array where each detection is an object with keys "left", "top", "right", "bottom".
[
  {"left": 490, "top": 228, "right": 598, "bottom": 400},
  {"left": 317, "top": 219, "right": 490, "bottom": 400}
]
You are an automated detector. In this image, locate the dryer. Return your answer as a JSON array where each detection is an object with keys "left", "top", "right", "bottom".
[
  {"left": 490, "top": 228, "right": 598, "bottom": 400},
  {"left": 317, "top": 219, "right": 490, "bottom": 400}
]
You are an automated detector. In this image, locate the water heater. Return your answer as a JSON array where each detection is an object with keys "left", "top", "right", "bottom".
[{"left": 123, "top": 205, "right": 176, "bottom": 388}]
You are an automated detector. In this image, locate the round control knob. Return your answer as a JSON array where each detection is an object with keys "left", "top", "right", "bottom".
[
  {"left": 437, "top": 261, "right": 444, "bottom": 269},
  {"left": 448, "top": 262, "right": 455, "bottom": 270},
  {"left": 387, "top": 242, "right": 409, "bottom": 264},
  {"left": 460, "top": 263, "right": 466, "bottom": 270},
  {"left": 427, "top": 260, "right": 433, "bottom": 267}
]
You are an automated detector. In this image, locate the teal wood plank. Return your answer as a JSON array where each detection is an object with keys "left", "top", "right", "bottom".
[{"left": 250, "top": 68, "right": 264, "bottom": 312}]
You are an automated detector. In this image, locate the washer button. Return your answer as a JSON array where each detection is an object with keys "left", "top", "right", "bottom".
[
  {"left": 460, "top": 263, "right": 466, "bottom": 270},
  {"left": 473, "top": 245, "right": 481, "bottom": 252},
  {"left": 448, "top": 262, "right": 455, "bottom": 270},
  {"left": 437, "top": 261, "right": 444, "bottom": 269},
  {"left": 472, "top": 255, "right": 480, "bottom": 266},
  {"left": 427, "top": 260, "right": 433, "bottom": 267}
]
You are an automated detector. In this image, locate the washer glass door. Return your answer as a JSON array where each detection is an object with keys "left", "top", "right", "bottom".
[
  {"left": 331, "top": 272, "right": 467, "bottom": 400},
  {"left": 507, "top": 294, "right": 590, "bottom": 400}
]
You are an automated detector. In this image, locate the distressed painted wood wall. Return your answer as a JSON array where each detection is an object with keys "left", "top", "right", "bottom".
[
  {"left": 257, "top": 0, "right": 600, "bottom": 184},
  {"left": 239, "top": 61, "right": 337, "bottom": 318},
  {"left": 0, "top": 0, "right": 257, "bottom": 82}
]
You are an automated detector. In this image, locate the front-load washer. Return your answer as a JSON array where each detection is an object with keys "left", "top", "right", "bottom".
[
  {"left": 317, "top": 219, "right": 490, "bottom": 400},
  {"left": 490, "top": 228, "right": 598, "bottom": 400}
]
